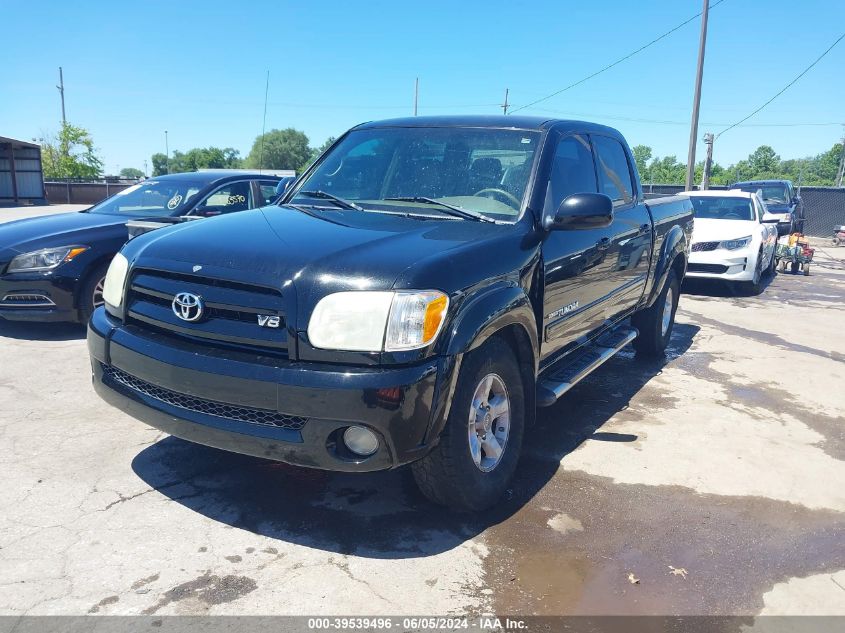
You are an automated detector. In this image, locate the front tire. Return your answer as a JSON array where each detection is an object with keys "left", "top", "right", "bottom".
[
  {"left": 632, "top": 272, "right": 679, "bottom": 358},
  {"left": 78, "top": 263, "right": 110, "bottom": 323},
  {"left": 412, "top": 338, "right": 525, "bottom": 512}
]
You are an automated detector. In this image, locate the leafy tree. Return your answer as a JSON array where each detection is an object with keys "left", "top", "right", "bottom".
[
  {"left": 647, "top": 155, "right": 686, "bottom": 184},
  {"left": 40, "top": 122, "right": 103, "bottom": 179},
  {"left": 631, "top": 145, "right": 652, "bottom": 181},
  {"left": 151, "top": 147, "right": 241, "bottom": 176},
  {"left": 119, "top": 167, "right": 144, "bottom": 179},
  {"left": 246, "top": 128, "right": 312, "bottom": 172}
]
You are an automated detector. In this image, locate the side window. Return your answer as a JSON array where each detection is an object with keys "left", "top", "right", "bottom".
[
  {"left": 544, "top": 134, "right": 598, "bottom": 216},
  {"left": 258, "top": 181, "right": 280, "bottom": 206},
  {"left": 199, "top": 181, "right": 252, "bottom": 214},
  {"left": 592, "top": 136, "right": 634, "bottom": 207}
]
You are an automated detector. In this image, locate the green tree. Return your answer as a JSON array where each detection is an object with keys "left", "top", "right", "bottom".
[
  {"left": 246, "top": 128, "right": 312, "bottom": 172},
  {"left": 647, "top": 155, "right": 686, "bottom": 184},
  {"left": 40, "top": 122, "right": 103, "bottom": 179},
  {"left": 631, "top": 145, "right": 652, "bottom": 181},
  {"left": 746, "top": 145, "right": 780, "bottom": 177},
  {"left": 151, "top": 147, "right": 241, "bottom": 176},
  {"left": 119, "top": 167, "right": 144, "bottom": 179}
]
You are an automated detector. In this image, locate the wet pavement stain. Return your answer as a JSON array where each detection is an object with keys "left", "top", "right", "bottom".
[
  {"left": 142, "top": 572, "right": 258, "bottom": 614},
  {"left": 482, "top": 468, "right": 845, "bottom": 615},
  {"left": 87, "top": 595, "right": 119, "bottom": 613},
  {"left": 131, "top": 573, "right": 160, "bottom": 590}
]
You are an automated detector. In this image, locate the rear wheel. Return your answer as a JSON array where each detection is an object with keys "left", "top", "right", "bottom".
[
  {"left": 78, "top": 263, "right": 110, "bottom": 323},
  {"left": 412, "top": 338, "right": 525, "bottom": 512},
  {"left": 632, "top": 272, "right": 679, "bottom": 358}
]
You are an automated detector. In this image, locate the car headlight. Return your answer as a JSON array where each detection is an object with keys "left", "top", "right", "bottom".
[
  {"left": 308, "top": 290, "right": 449, "bottom": 352},
  {"left": 102, "top": 253, "right": 129, "bottom": 308},
  {"left": 720, "top": 236, "right": 752, "bottom": 250},
  {"left": 7, "top": 246, "right": 88, "bottom": 273}
]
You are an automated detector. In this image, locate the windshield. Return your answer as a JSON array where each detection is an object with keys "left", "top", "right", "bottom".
[
  {"left": 736, "top": 184, "right": 788, "bottom": 204},
  {"left": 290, "top": 127, "right": 541, "bottom": 222},
  {"left": 87, "top": 179, "right": 206, "bottom": 217},
  {"left": 690, "top": 196, "right": 755, "bottom": 221}
]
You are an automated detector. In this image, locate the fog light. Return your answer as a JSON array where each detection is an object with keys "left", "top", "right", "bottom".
[{"left": 343, "top": 426, "right": 379, "bottom": 456}]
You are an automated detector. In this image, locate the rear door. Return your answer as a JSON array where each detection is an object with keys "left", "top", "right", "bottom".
[{"left": 590, "top": 134, "right": 653, "bottom": 320}]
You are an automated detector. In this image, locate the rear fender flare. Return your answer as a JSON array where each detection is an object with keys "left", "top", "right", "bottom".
[{"left": 646, "top": 225, "right": 687, "bottom": 307}]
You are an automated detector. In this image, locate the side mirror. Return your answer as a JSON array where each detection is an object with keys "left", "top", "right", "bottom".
[
  {"left": 275, "top": 178, "right": 294, "bottom": 198},
  {"left": 544, "top": 193, "right": 614, "bottom": 231}
]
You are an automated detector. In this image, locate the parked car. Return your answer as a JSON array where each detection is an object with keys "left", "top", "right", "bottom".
[
  {"left": 685, "top": 189, "right": 779, "bottom": 294},
  {"left": 732, "top": 179, "right": 803, "bottom": 236},
  {"left": 0, "top": 171, "right": 281, "bottom": 323},
  {"left": 88, "top": 116, "right": 693, "bottom": 511}
]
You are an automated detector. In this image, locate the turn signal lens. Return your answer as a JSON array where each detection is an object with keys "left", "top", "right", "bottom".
[{"left": 385, "top": 291, "right": 449, "bottom": 351}]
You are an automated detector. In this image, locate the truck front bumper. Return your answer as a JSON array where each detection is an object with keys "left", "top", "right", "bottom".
[{"left": 88, "top": 308, "right": 453, "bottom": 472}]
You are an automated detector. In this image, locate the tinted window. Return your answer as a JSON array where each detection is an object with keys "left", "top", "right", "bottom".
[
  {"left": 258, "top": 181, "right": 279, "bottom": 206},
  {"left": 544, "top": 134, "right": 597, "bottom": 215},
  {"left": 199, "top": 181, "right": 252, "bottom": 214},
  {"left": 593, "top": 136, "right": 634, "bottom": 206},
  {"left": 689, "top": 196, "right": 754, "bottom": 221},
  {"left": 292, "top": 127, "right": 541, "bottom": 221}
]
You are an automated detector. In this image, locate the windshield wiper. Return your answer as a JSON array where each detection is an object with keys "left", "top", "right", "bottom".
[
  {"left": 384, "top": 196, "right": 495, "bottom": 223},
  {"left": 298, "top": 190, "right": 365, "bottom": 212}
]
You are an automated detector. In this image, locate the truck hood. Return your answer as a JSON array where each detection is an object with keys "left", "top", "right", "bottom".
[
  {"left": 0, "top": 211, "right": 127, "bottom": 262},
  {"left": 123, "top": 206, "right": 515, "bottom": 321},
  {"left": 692, "top": 218, "right": 759, "bottom": 244}
]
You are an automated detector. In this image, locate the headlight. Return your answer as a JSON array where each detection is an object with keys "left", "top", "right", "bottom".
[
  {"left": 720, "top": 236, "right": 752, "bottom": 250},
  {"left": 102, "top": 253, "right": 129, "bottom": 308},
  {"left": 308, "top": 290, "right": 449, "bottom": 352},
  {"left": 7, "top": 246, "right": 88, "bottom": 272}
]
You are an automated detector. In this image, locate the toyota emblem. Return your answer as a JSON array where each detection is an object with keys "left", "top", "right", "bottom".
[{"left": 172, "top": 292, "right": 204, "bottom": 322}]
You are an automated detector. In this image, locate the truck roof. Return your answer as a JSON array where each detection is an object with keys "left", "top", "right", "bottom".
[
  {"left": 686, "top": 189, "right": 755, "bottom": 199},
  {"left": 353, "top": 115, "right": 621, "bottom": 135}
]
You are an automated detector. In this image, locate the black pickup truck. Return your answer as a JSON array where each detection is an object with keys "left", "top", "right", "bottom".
[{"left": 88, "top": 116, "right": 693, "bottom": 511}]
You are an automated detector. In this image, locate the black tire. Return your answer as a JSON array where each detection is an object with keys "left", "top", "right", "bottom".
[
  {"left": 790, "top": 261, "right": 800, "bottom": 274},
  {"left": 78, "top": 263, "right": 110, "bottom": 323},
  {"left": 766, "top": 249, "right": 777, "bottom": 276},
  {"left": 411, "top": 337, "right": 525, "bottom": 512},
  {"left": 632, "top": 271, "right": 679, "bottom": 358},
  {"left": 742, "top": 250, "right": 765, "bottom": 295}
]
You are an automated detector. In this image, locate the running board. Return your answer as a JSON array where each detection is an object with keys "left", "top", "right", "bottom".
[{"left": 536, "top": 327, "right": 639, "bottom": 407}]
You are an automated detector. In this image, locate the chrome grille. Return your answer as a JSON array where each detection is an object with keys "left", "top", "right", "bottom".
[
  {"left": 691, "top": 241, "right": 719, "bottom": 252},
  {"left": 102, "top": 364, "right": 307, "bottom": 430},
  {"left": 0, "top": 293, "right": 55, "bottom": 307},
  {"left": 125, "top": 269, "right": 288, "bottom": 354}
]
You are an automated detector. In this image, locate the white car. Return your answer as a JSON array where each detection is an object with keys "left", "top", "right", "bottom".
[{"left": 685, "top": 189, "right": 779, "bottom": 294}]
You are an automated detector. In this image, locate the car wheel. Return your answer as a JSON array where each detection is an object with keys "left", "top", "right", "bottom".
[
  {"left": 411, "top": 337, "right": 525, "bottom": 512},
  {"left": 78, "top": 263, "right": 110, "bottom": 323},
  {"left": 767, "top": 249, "right": 777, "bottom": 276},
  {"left": 790, "top": 261, "right": 800, "bottom": 274},
  {"left": 743, "top": 249, "right": 764, "bottom": 295},
  {"left": 632, "top": 271, "right": 679, "bottom": 358}
]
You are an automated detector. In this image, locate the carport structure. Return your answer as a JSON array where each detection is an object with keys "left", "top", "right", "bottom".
[{"left": 0, "top": 136, "right": 46, "bottom": 206}]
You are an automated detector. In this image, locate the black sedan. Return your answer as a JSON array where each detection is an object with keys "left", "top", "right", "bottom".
[{"left": 0, "top": 171, "right": 282, "bottom": 323}]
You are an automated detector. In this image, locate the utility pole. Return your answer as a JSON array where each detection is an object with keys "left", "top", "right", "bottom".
[
  {"left": 701, "top": 132, "right": 714, "bottom": 190},
  {"left": 164, "top": 130, "right": 169, "bottom": 174},
  {"left": 414, "top": 77, "right": 419, "bottom": 116},
  {"left": 501, "top": 88, "right": 510, "bottom": 115},
  {"left": 143, "top": 159, "right": 148, "bottom": 178},
  {"left": 685, "top": 0, "right": 709, "bottom": 191},
  {"left": 56, "top": 67, "right": 66, "bottom": 126},
  {"left": 836, "top": 126, "right": 845, "bottom": 188}
]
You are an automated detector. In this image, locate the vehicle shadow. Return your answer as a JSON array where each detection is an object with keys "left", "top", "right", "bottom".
[
  {"left": 130, "top": 323, "right": 699, "bottom": 559},
  {"left": 0, "top": 320, "right": 86, "bottom": 341},
  {"left": 682, "top": 272, "right": 776, "bottom": 297}
]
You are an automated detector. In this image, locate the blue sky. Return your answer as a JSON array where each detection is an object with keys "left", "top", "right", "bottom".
[{"left": 2, "top": 0, "right": 843, "bottom": 175}]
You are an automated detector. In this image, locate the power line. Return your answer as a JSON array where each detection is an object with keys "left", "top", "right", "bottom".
[
  {"left": 509, "top": 0, "right": 728, "bottom": 115},
  {"left": 716, "top": 32, "right": 845, "bottom": 139}
]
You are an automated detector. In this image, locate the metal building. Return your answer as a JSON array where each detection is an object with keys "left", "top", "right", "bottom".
[{"left": 0, "top": 136, "right": 47, "bottom": 206}]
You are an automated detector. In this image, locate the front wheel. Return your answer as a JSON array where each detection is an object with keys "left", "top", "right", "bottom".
[
  {"left": 412, "top": 338, "right": 525, "bottom": 512},
  {"left": 632, "top": 272, "right": 679, "bottom": 358},
  {"left": 78, "top": 263, "right": 110, "bottom": 323}
]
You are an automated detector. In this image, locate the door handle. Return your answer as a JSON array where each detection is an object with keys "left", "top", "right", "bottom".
[
  {"left": 596, "top": 237, "right": 611, "bottom": 251},
  {"left": 638, "top": 223, "right": 650, "bottom": 235}
]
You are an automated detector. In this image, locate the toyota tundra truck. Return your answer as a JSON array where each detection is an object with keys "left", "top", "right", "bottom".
[{"left": 88, "top": 116, "right": 693, "bottom": 511}]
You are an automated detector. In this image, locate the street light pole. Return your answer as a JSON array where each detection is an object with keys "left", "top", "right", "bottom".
[
  {"left": 685, "top": 0, "right": 710, "bottom": 191},
  {"left": 164, "top": 130, "right": 169, "bottom": 174}
]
